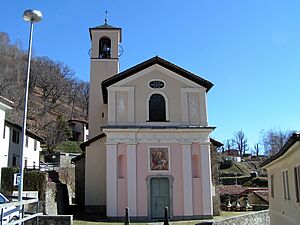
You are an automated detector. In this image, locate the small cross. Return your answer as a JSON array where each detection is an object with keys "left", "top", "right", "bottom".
[{"left": 105, "top": 10, "right": 108, "bottom": 24}]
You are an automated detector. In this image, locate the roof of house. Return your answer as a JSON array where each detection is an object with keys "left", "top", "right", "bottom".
[
  {"left": 219, "top": 185, "right": 246, "bottom": 196},
  {"left": 71, "top": 153, "right": 85, "bottom": 163},
  {"left": 220, "top": 185, "right": 269, "bottom": 201},
  {"left": 252, "top": 190, "right": 269, "bottom": 203},
  {"left": 5, "top": 120, "right": 44, "bottom": 143},
  {"left": 210, "top": 138, "right": 223, "bottom": 147},
  {"left": 101, "top": 56, "right": 214, "bottom": 103},
  {"left": 79, "top": 133, "right": 106, "bottom": 151},
  {"left": 68, "top": 119, "right": 88, "bottom": 124},
  {"left": 0, "top": 96, "right": 13, "bottom": 109},
  {"left": 260, "top": 132, "right": 300, "bottom": 167}
]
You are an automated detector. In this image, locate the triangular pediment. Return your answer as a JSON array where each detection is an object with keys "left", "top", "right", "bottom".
[{"left": 101, "top": 56, "right": 213, "bottom": 103}]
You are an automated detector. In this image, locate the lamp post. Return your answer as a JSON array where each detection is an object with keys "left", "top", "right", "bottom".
[{"left": 18, "top": 9, "right": 42, "bottom": 208}]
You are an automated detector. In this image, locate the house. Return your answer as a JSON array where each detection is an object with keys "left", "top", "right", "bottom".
[
  {"left": 219, "top": 185, "right": 268, "bottom": 209},
  {"left": 223, "top": 149, "right": 241, "bottom": 162},
  {"left": 261, "top": 132, "right": 300, "bottom": 225},
  {"left": 81, "top": 21, "right": 216, "bottom": 221},
  {"left": 3, "top": 120, "right": 43, "bottom": 169},
  {"left": 68, "top": 119, "right": 89, "bottom": 142},
  {"left": 0, "top": 96, "right": 13, "bottom": 186}
]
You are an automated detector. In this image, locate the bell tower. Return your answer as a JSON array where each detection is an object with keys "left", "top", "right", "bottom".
[{"left": 88, "top": 20, "right": 122, "bottom": 137}]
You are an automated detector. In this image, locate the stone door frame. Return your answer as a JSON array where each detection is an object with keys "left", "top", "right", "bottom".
[{"left": 146, "top": 174, "right": 174, "bottom": 220}]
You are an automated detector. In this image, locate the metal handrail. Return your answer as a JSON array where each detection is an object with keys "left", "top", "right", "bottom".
[
  {"left": 0, "top": 199, "right": 38, "bottom": 209},
  {"left": 0, "top": 198, "right": 41, "bottom": 225}
]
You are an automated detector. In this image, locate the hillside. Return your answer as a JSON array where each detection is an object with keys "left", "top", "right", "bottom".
[
  {"left": 219, "top": 158, "right": 268, "bottom": 187},
  {"left": 0, "top": 32, "right": 89, "bottom": 150}
]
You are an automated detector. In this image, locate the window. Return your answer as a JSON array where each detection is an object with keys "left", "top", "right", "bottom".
[
  {"left": 34, "top": 140, "right": 37, "bottom": 151},
  {"left": 271, "top": 174, "right": 274, "bottom": 197},
  {"left": 282, "top": 170, "right": 290, "bottom": 200},
  {"left": 25, "top": 136, "right": 29, "bottom": 147},
  {"left": 12, "top": 130, "right": 19, "bottom": 144},
  {"left": 149, "top": 94, "right": 166, "bottom": 122},
  {"left": 295, "top": 166, "right": 300, "bottom": 202},
  {"left": 3, "top": 126, "right": 5, "bottom": 139},
  {"left": 99, "top": 37, "right": 111, "bottom": 59},
  {"left": 12, "top": 155, "right": 17, "bottom": 167}
]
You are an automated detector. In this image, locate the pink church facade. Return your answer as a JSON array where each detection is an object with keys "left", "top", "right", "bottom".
[
  {"left": 103, "top": 130, "right": 214, "bottom": 220},
  {"left": 83, "top": 21, "right": 215, "bottom": 221}
]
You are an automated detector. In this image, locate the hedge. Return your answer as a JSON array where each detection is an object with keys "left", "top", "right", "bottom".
[{"left": 0, "top": 167, "right": 47, "bottom": 201}]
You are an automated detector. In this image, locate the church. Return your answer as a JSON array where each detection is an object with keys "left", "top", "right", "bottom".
[{"left": 79, "top": 20, "right": 216, "bottom": 221}]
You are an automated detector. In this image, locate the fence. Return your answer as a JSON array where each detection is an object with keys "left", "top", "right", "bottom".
[{"left": 0, "top": 198, "right": 42, "bottom": 225}]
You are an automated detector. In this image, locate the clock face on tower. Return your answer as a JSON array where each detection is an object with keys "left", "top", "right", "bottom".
[{"left": 149, "top": 80, "right": 165, "bottom": 89}]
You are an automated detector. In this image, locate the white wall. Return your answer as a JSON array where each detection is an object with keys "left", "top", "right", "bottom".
[
  {"left": 264, "top": 142, "right": 300, "bottom": 225},
  {"left": 3, "top": 125, "right": 41, "bottom": 168}
]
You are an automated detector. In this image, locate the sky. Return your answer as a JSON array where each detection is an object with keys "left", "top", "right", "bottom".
[{"left": 2, "top": 0, "right": 300, "bottom": 152}]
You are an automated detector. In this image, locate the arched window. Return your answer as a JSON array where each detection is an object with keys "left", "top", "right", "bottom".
[
  {"left": 99, "top": 37, "right": 111, "bottom": 58},
  {"left": 149, "top": 94, "right": 166, "bottom": 122}
]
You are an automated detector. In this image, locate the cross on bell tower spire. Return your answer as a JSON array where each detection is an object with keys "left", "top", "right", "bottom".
[{"left": 104, "top": 10, "right": 108, "bottom": 25}]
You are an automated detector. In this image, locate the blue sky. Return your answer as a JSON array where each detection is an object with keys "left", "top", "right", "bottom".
[{"left": 2, "top": 1, "right": 300, "bottom": 151}]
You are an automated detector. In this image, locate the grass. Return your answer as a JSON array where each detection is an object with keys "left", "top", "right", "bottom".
[{"left": 73, "top": 211, "right": 248, "bottom": 225}]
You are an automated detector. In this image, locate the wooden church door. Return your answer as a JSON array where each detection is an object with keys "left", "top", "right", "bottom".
[{"left": 150, "top": 178, "right": 170, "bottom": 218}]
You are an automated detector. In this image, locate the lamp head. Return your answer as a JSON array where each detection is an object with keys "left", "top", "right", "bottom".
[{"left": 23, "top": 9, "right": 42, "bottom": 23}]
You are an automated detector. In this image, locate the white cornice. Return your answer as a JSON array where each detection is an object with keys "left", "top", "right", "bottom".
[{"left": 103, "top": 129, "right": 211, "bottom": 144}]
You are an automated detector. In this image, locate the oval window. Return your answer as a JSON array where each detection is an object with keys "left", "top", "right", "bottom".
[{"left": 149, "top": 80, "right": 165, "bottom": 89}]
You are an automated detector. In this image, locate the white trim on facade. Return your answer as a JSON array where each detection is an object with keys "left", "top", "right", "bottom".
[
  {"left": 127, "top": 144, "right": 137, "bottom": 215},
  {"left": 182, "top": 144, "right": 193, "bottom": 216},
  {"left": 103, "top": 129, "right": 212, "bottom": 144},
  {"left": 108, "top": 90, "right": 116, "bottom": 123},
  {"left": 106, "top": 144, "right": 118, "bottom": 217},
  {"left": 200, "top": 143, "right": 213, "bottom": 215}
]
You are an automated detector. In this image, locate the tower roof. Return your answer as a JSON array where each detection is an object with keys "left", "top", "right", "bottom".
[{"left": 89, "top": 23, "right": 122, "bottom": 41}]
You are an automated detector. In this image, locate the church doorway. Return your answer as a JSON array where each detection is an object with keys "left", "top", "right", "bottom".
[{"left": 150, "top": 178, "right": 170, "bottom": 219}]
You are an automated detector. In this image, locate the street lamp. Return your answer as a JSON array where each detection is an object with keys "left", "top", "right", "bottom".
[{"left": 18, "top": 9, "right": 42, "bottom": 208}]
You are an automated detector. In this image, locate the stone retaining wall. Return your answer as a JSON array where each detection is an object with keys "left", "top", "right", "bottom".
[
  {"left": 213, "top": 210, "right": 270, "bottom": 225},
  {"left": 25, "top": 215, "right": 73, "bottom": 225}
]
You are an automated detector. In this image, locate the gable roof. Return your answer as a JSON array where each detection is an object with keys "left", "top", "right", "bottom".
[
  {"left": 260, "top": 132, "right": 300, "bottom": 167},
  {"left": 79, "top": 133, "right": 106, "bottom": 151},
  {"left": 5, "top": 120, "right": 44, "bottom": 143},
  {"left": 101, "top": 56, "right": 214, "bottom": 104},
  {"left": 210, "top": 138, "right": 223, "bottom": 147}
]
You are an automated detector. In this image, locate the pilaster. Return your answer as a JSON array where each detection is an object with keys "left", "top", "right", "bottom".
[
  {"left": 127, "top": 143, "right": 137, "bottom": 215},
  {"left": 106, "top": 144, "right": 118, "bottom": 216},
  {"left": 182, "top": 143, "right": 193, "bottom": 215},
  {"left": 108, "top": 88, "right": 116, "bottom": 123},
  {"left": 200, "top": 143, "right": 213, "bottom": 215}
]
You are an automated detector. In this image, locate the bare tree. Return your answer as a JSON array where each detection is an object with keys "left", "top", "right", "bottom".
[
  {"left": 225, "top": 139, "right": 235, "bottom": 151},
  {"left": 260, "top": 128, "right": 294, "bottom": 156},
  {"left": 233, "top": 130, "right": 248, "bottom": 157},
  {"left": 253, "top": 143, "right": 260, "bottom": 156},
  {"left": 0, "top": 32, "right": 89, "bottom": 150}
]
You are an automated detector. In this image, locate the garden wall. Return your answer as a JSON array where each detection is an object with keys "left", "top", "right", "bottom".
[{"left": 213, "top": 210, "right": 269, "bottom": 225}]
